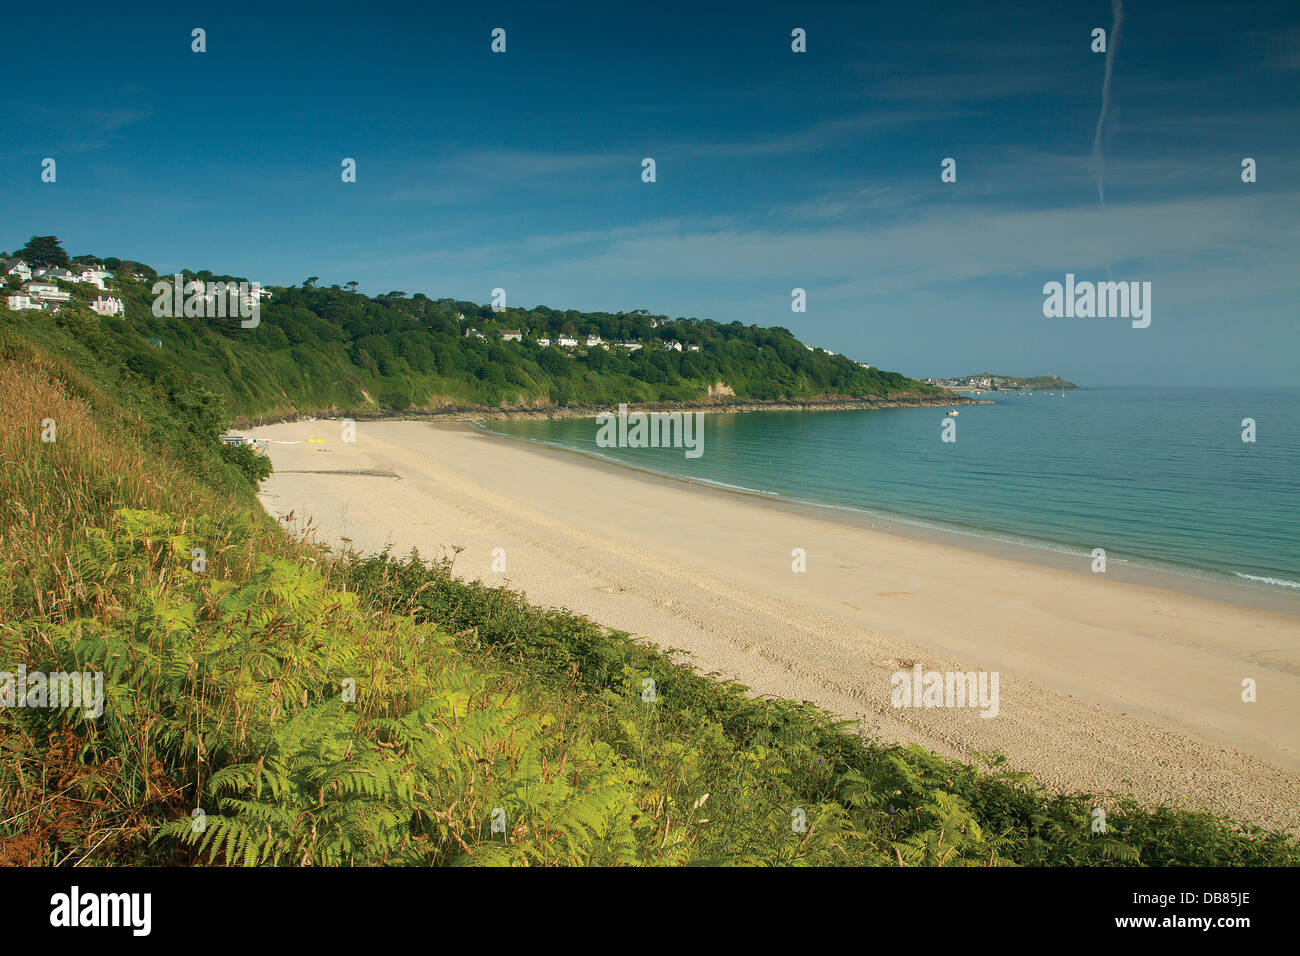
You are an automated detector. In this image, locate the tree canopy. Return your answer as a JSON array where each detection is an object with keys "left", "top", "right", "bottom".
[{"left": 16, "top": 236, "right": 70, "bottom": 268}]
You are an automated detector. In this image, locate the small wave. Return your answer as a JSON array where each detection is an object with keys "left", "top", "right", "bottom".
[
  {"left": 1233, "top": 572, "right": 1300, "bottom": 591},
  {"left": 684, "top": 476, "right": 781, "bottom": 497}
]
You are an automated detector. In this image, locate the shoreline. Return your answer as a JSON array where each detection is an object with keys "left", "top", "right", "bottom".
[
  {"left": 467, "top": 421, "right": 1300, "bottom": 616},
  {"left": 254, "top": 418, "right": 1300, "bottom": 831},
  {"left": 232, "top": 392, "right": 981, "bottom": 428}
]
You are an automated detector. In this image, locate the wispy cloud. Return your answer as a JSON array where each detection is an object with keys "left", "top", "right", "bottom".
[
  {"left": 1089, "top": 0, "right": 1126, "bottom": 206},
  {"left": 774, "top": 186, "right": 918, "bottom": 221},
  {"left": 370, "top": 190, "right": 1299, "bottom": 317},
  {"left": 2, "top": 107, "right": 152, "bottom": 158}
]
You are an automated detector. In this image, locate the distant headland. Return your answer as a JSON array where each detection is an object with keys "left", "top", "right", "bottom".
[{"left": 923, "top": 373, "right": 1080, "bottom": 391}]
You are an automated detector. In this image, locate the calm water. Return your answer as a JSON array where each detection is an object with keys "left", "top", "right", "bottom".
[{"left": 479, "top": 388, "right": 1300, "bottom": 591}]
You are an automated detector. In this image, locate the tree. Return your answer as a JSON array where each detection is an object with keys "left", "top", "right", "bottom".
[
  {"left": 304, "top": 277, "right": 319, "bottom": 288},
  {"left": 345, "top": 281, "right": 359, "bottom": 292},
  {"left": 17, "top": 236, "right": 70, "bottom": 268}
]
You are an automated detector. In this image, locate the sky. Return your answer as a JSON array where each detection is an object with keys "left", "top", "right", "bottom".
[{"left": 2, "top": 0, "right": 1298, "bottom": 386}]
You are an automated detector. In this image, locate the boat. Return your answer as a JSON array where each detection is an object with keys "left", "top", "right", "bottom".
[{"left": 947, "top": 409, "right": 960, "bottom": 415}]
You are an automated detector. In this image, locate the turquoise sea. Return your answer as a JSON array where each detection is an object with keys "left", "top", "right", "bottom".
[{"left": 478, "top": 388, "right": 1300, "bottom": 593}]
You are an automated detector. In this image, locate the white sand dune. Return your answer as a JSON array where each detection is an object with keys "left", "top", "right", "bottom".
[{"left": 256, "top": 418, "right": 1300, "bottom": 831}]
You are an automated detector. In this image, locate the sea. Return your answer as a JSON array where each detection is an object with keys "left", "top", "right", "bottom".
[{"left": 476, "top": 387, "right": 1300, "bottom": 596}]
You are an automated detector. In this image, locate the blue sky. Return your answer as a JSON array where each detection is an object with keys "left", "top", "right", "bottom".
[{"left": 2, "top": 0, "right": 1297, "bottom": 385}]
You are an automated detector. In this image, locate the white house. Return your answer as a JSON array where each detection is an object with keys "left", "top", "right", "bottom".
[
  {"left": 499, "top": 329, "right": 522, "bottom": 341},
  {"left": 2, "top": 258, "right": 32, "bottom": 281},
  {"left": 25, "top": 281, "right": 71, "bottom": 304},
  {"left": 663, "top": 340, "right": 682, "bottom": 352},
  {"left": 76, "top": 270, "right": 106, "bottom": 289},
  {"left": 90, "top": 295, "right": 125, "bottom": 315},
  {"left": 686, "top": 344, "right": 700, "bottom": 352},
  {"left": 557, "top": 335, "right": 578, "bottom": 347},
  {"left": 463, "top": 327, "right": 486, "bottom": 340},
  {"left": 34, "top": 267, "right": 75, "bottom": 281},
  {"left": 586, "top": 334, "right": 603, "bottom": 347},
  {"left": 615, "top": 341, "right": 642, "bottom": 351},
  {"left": 5, "top": 293, "right": 42, "bottom": 311},
  {"left": 855, "top": 361, "right": 872, "bottom": 369},
  {"left": 536, "top": 337, "right": 552, "bottom": 347}
]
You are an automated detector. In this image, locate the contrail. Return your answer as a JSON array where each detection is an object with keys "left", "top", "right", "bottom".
[{"left": 1089, "top": 0, "right": 1124, "bottom": 206}]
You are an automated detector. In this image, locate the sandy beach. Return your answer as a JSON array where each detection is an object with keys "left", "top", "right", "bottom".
[{"left": 255, "top": 418, "right": 1300, "bottom": 831}]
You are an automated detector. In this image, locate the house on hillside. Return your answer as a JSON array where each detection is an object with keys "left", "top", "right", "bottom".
[
  {"left": 686, "top": 344, "right": 700, "bottom": 352},
  {"left": 463, "top": 327, "right": 486, "bottom": 340},
  {"left": 586, "top": 334, "right": 603, "bottom": 347},
  {"left": 146, "top": 338, "right": 163, "bottom": 349},
  {"left": 76, "top": 269, "right": 107, "bottom": 289},
  {"left": 24, "top": 281, "right": 70, "bottom": 304},
  {"left": 2, "top": 258, "right": 32, "bottom": 281},
  {"left": 34, "top": 267, "right": 75, "bottom": 281},
  {"left": 499, "top": 329, "right": 522, "bottom": 342},
  {"left": 5, "top": 293, "right": 42, "bottom": 311},
  {"left": 557, "top": 335, "right": 578, "bottom": 347},
  {"left": 663, "top": 340, "right": 682, "bottom": 352},
  {"left": 536, "top": 336, "right": 552, "bottom": 346},
  {"left": 855, "top": 361, "right": 871, "bottom": 369},
  {"left": 615, "top": 341, "right": 642, "bottom": 351},
  {"left": 90, "top": 295, "right": 125, "bottom": 315}
]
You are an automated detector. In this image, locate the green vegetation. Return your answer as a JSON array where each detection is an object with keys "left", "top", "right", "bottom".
[
  {"left": 1, "top": 246, "right": 1295, "bottom": 866},
  {"left": 13, "top": 235, "right": 72, "bottom": 269},
  {"left": 2, "top": 240, "right": 942, "bottom": 420}
]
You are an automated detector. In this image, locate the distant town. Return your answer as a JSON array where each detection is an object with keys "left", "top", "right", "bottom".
[{"left": 923, "top": 373, "right": 1080, "bottom": 392}]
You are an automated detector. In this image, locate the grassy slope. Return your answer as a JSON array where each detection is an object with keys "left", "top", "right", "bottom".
[{"left": 0, "top": 316, "right": 1295, "bottom": 866}]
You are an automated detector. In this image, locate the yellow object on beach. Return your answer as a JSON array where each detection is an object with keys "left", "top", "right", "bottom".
[{"left": 308, "top": 438, "right": 324, "bottom": 443}]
